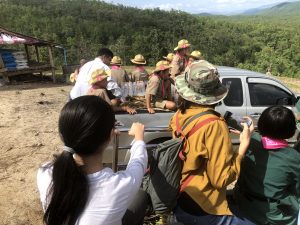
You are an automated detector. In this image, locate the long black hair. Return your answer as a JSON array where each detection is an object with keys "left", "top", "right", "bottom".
[{"left": 43, "top": 96, "right": 115, "bottom": 225}]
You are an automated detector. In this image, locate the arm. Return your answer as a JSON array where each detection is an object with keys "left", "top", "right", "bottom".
[
  {"left": 145, "top": 76, "right": 159, "bottom": 114},
  {"left": 113, "top": 105, "right": 137, "bottom": 114},
  {"left": 205, "top": 121, "right": 244, "bottom": 188},
  {"left": 170, "top": 56, "right": 180, "bottom": 79},
  {"left": 146, "top": 93, "right": 155, "bottom": 114}
]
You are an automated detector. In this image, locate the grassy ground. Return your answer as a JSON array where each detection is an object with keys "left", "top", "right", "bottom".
[{"left": 275, "top": 76, "right": 300, "bottom": 93}]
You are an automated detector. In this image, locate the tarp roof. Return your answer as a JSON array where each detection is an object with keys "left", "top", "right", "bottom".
[{"left": 0, "top": 27, "right": 62, "bottom": 48}]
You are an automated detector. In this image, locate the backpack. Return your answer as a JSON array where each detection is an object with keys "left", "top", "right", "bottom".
[{"left": 143, "top": 110, "right": 220, "bottom": 214}]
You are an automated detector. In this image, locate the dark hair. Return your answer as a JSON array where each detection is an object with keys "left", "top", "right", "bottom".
[
  {"left": 44, "top": 96, "right": 115, "bottom": 225},
  {"left": 97, "top": 47, "right": 113, "bottom": 58},
  {"left": 177, "top": 96, "right": 216, "bottom": 114},
  {"left": 178, "top": 96, "right": 194, "bottom": 114},
  {"left": 258, "top": 105, "right": 296, "bottom": 139}
]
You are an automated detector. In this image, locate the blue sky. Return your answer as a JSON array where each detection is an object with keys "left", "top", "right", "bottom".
[{"left": 102, "top": 0, "right": 298, "bottom": 14}]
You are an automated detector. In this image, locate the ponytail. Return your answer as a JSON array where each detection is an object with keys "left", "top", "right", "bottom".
[{"left": 44, "top": 152, "right": 88, "bottom": 225}]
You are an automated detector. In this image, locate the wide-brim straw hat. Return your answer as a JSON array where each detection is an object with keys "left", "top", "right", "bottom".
[
  {"left": 163, "top": 53, "right": 174, "bottom": 62},
  {"left": 174, "top": 39, "right": 191, "bottom": 51},
  {"left": 189, "top": 50, "right": 202, "bottom": 60},
  {"left": 175, "top": 60, "right": 228, "bottom": 105},
  {"left": 110, "top": 56, "right": 122, "bottom": 65},
  {"left": 89, "top": 69, "right": 110, "bottom": 85},
  {"left": 152, "top": 60, "right": 172, "bottom": 73},
  {"left": 131, "top": 54, "right": 146, "bottom": 65}
]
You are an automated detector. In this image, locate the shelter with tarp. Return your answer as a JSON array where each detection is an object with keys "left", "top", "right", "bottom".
[{"left": 0, "top": 27, "right": 63, "bottom": 82}]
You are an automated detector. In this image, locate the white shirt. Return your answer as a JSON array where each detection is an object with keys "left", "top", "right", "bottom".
[
  {"left": 70, "top": 58, "right": 122, "bottom": 99},
  {"left": 37, "top": 140, "right": 147, "bottom": 225}
]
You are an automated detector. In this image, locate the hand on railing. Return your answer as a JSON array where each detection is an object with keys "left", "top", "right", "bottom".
[{"left": 128, "top": 122, "right": 144, "bottom": 141}]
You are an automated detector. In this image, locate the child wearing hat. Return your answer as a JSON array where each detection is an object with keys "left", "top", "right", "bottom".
[
  {"left": 145, "top": 61, "right": 176, "bottom": 114},
  {"left": 69, "top": 58, "right": 87, "bottom": 83},
  {"left": 86, "top": 69, "right": 136, "bottom": 114},
  {"left": 170, "top": 39, "right": 191, "bottom": 79},
  {"left": 110, "top": 56, "right": 129, "bottom": 88},
  {"left": 188, "top": 50, "right": 202, "bottom": 65},
  {"left": 129, "top": 54, "right": 149, "bottom": 82},
  {"left": 169, "top": 60, "right": 255, "bottom": 225},
  {"left": 184, "top": 50, "right": 203, "bottom": 72},
  {"left": 163, "top": 53, "right": 174, "bottom": 64}
]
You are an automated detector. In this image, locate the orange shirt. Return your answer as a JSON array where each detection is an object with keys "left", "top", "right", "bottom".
[{"left": 169, "top": 106, "right": 242, "bottom": 215}]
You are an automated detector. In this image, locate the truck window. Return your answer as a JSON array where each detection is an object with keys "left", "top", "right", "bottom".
[
  {"left": 222, "top": 78, "right": 243, "bottom": 106},
  {"left": 248, "top": 83, "right": 293, "bottom": 106}
]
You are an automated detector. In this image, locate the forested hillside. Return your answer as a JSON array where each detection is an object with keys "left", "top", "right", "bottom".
[{"left": 0, "top": 0, "right": 300, "bottom": 77}]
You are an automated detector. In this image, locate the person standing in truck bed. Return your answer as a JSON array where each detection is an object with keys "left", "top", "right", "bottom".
[
  {"left": 110, "top": 56, "right": 129, "bottom": 88},
  {"left": 170, "top": 39, "right": 191, "bottom": 79},
  {"left": 129, "top": 54, "right": 149, "bottom": 83}
]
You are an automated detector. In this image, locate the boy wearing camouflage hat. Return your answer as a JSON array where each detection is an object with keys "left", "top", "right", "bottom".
[{"left": 169, "top": 60, "right": 254, "bottom": 225}]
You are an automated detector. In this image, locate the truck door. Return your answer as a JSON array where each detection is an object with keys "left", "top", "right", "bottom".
[
  {"left": 216, "top": 77, "right": 247, "bottom": 117},
  {"left": 246, "top": 77, "right": 295, "bottom": 118}
]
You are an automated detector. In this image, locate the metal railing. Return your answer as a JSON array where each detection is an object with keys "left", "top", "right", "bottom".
[{"left": 112, "top": 126, "right": 170, "bottom": 172}]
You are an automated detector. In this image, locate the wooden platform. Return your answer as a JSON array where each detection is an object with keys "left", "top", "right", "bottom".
[{"left": 0, "top": 64, "right": 52, "bottom": 77}]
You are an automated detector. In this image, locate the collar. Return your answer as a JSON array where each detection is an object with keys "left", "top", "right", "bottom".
[
  {"left": 261, "top": 136, "right": 288, "bottom": 150},
  {"left": 94, "top": 57, "right": 103, "bottom": 63},
  {"left": 111, "top": 65, "right": 120, "bottom": 70},
  {"left": 135, "top": 66, "right": 145, "bottom": 72}
]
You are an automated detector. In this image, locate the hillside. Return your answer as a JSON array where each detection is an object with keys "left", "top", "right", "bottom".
[
  {"left": 0, "top": 0, "right": 300, "bottom": 77},
  {"left": 259, "top": 1, "right": 300, "bottom": 16}
]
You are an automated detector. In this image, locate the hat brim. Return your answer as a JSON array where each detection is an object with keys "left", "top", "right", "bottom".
[
  {"left": 153, "top": 65, "right": 172, "bottom": 73},
  {"left": 110, "top": 62, "right": 122, "bottom": 65},
  {"left": 175, "top": 74, "right": 228, "bottom": 105},
  {"left": 89, "top": 75, "right": 109, "bottom": 85},
  {"left": 174, "top": 44, "right": 191, "bottom": 51},
  {"left": 131, "top": 59, "right": 146, "bottom": 65},
  {"left": 69, "top": 73, "right": 76, "bottom": 83}
]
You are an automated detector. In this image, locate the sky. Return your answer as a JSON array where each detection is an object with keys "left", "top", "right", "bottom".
[{"left": 102, "top": 0, "right": 298, "bottom": 14}]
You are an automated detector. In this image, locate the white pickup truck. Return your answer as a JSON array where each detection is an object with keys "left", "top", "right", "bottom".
[{"left": 103, "top": 66, "right": 300, "bottom": 170}]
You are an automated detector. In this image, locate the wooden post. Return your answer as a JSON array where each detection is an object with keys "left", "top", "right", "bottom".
[
  {"left": 0, "top": 54, "right": 5, "bottom": 70},
  {"left": 35, "top": 45, "right": 43, "bottom": 76},
  {"left": 0, "top": 55, "right": 9, "bottom": 82},
  {"left": 35, "top": 45, "right": 40, "bottom": 62},
  {"left": 24, "top": 44, "right": 30, "bottom": 62},
  {"left": 48, "top": 45, "right": 56, "bottom": 83}
]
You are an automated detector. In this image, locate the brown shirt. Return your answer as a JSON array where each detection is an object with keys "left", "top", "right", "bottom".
[
  {"left": 145, "top": 75, "right": 172, "bottom": 103},
  {"left": 86, "top": 88, "right": 112, "bottom": 105},
  {"left": 170, "top": 54, "right": 187, "bottom": 79},
  {"left": 169, "top": 106, "right": 242, "bottom": 215},
  {"left": 110, "top": 68, "right": 128, "bottom": 87},
  {"left": 129, "top": 67, "right": 148, "bottom": 82}
]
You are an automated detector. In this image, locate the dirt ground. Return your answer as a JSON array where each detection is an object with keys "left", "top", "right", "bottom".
[
  {"left": 0, "top": 82, "right": 72, "bottom": 225},
  {"left": 0, "top": 75, "right": 300, "bottom": 225}
]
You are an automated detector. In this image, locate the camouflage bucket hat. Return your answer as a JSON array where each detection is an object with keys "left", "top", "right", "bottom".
[{"left": 175, "top": 60, "right": 228, "bottom": 105}]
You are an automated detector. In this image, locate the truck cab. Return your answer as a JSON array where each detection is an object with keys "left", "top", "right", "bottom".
[{"left": 104, "top": 66, "right": 299, "bottom": 169}]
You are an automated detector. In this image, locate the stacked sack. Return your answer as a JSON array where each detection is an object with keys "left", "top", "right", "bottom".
[
  {"left": 13, "top": 51, "right": 28, "bottom": 70},
  {"left": 0, "top": 49, "right": 28, "bottom": 71}
]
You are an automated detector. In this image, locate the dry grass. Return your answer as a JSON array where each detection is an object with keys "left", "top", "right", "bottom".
[{"left": 274, "top": 76, "right": 300, "bottom": 93}]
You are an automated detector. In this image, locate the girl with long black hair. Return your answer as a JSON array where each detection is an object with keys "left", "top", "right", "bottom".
[{"left": 37, "top": 96, "right": 147, "bottom": 225}]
